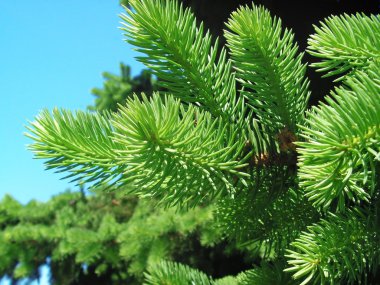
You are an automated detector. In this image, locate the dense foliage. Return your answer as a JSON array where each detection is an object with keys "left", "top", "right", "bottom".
[
  {"left": 4, "top": 0, "right": 380, "bottom": 284},
  {"left": 1, "top": 189, "right": 252, "bottom": 284}
]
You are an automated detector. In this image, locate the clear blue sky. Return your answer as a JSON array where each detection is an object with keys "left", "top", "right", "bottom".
[{"left": 0, "top": 0, "right": 144, "bottom": 207}]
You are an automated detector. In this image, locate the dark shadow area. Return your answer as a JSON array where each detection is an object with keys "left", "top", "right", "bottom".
[{"left": 183, "top": 0, "right": 380, "bottom": 105}]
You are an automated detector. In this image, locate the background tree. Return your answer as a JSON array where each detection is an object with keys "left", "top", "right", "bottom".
[
  {"left": 89, "top": 63, "right": 159, "bottom": 112},
  {"left": 1, "top": 189, "right": 251, "bottom": 284}
]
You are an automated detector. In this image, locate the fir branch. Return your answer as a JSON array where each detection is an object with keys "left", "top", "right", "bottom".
[
  {"left": 144, "top": 260, "right": 213, "bottom": 285},
  {"left": 238, "top": 262, "right": 296, "bottom": 285},
  {"left": 217, "top": 168, "right": 318, "bottom": 257},
  {"left": 112, "top": 94, "right": 248, "bottom": 207},
  {"left": 285, "top": 209, "right": 380, "bottom": 285},
  {"left": 121, "top": 0, "right": 241, "bottom": 123},
  {"left": 225, "top": 4, "right": 310, "bottom": 134},
  {"left": 297, "top": 62, "right": 380, "bottom": 211},
  {"left": 308, "top": 13, "right": 380, "bottom": 80},
  {"left": 26, "top": 93, "right": 248, "bottom": 207},
  {"left": 26, "top": 109, "right": 124, "bottom": 186}
]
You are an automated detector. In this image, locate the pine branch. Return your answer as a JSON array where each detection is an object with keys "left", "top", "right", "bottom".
[
  {"left": 26, "top": 94, "right": 248, "bottom": 207},
  {"left": 285, "top": 209, "right": 380, "bottom": 285},
  {"left": 26, "top": 109, "right": 124, "bottom": 186},
  {"left": 225, "top": 4, "right": 310, "bottom": 134},
  {"left": 121, "top": 0, "right": 242, "bottom": 123},
  {"left": 297, "top": 62, "right": 380, "bottom": 211},
  {"left": 144, "top": 260, "right": 213, "bottom": 285},
  {"left": 113, "top": 94, "right": 248, "bottom": 207},
  {"left": 210, "top": 262, "right": 297, "bottom": 285},
  {"left": 217, "top": 168, "right": 318, "bottom": 257},
  {"left": 238, "top": 262, "right": 296, "bottom": 285},
  {"left": 308, "top": 13, "right": 380, "bottom": 80}
]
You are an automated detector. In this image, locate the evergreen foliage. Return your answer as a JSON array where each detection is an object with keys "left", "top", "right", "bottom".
[
  {"left": 285, "top": 209, "right": 379, "bottom": 285},
  {"left": 0, "top": 190, "right": 226, "bottom": 284},
  {"left": 89, "top": 63, "right": 159, "bottom": 112},
  {"left": 298, "top": 62, "right": 380, "bottom": 211},
  {"left": 307, "top": 13, "right": 380, "bottom": 80},
  {"left": 120, "top": 0, "right": 243, "bottom": 125},
  {"left": 144, "top": 260, "right": 298, "bottom": 285},
  {"left": 19, "top": 0, "right": 380, "bottom": 284},
  {"left": 26, "top": 93, "right": 248, "bottom": 207},
  {"left": 144, "top": 261, "right": 213, "bottom": 285},
  {"left": 113, "top": 94, "right": 248, "bottom": 207},
  {"left": 225, "top": 4, "right": 310, "bottom": 134}
]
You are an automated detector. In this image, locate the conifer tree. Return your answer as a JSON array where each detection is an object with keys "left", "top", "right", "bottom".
[
  {"left": 1, "top": 184, "right": 254, "bottom": 284},
  {"left": 23, "top": 0, "right": 380, "bottom": 284},
  {"left": 89, "top": 63, "right": 159, "bottom": 112}
]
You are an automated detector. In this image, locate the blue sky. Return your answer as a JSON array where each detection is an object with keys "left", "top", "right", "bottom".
[
  {"left": 0, "top": 0, "right": 144, "bottom": 207},
  {"left": 0, "top": 2, "right": 143, "bottom": 282}
]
